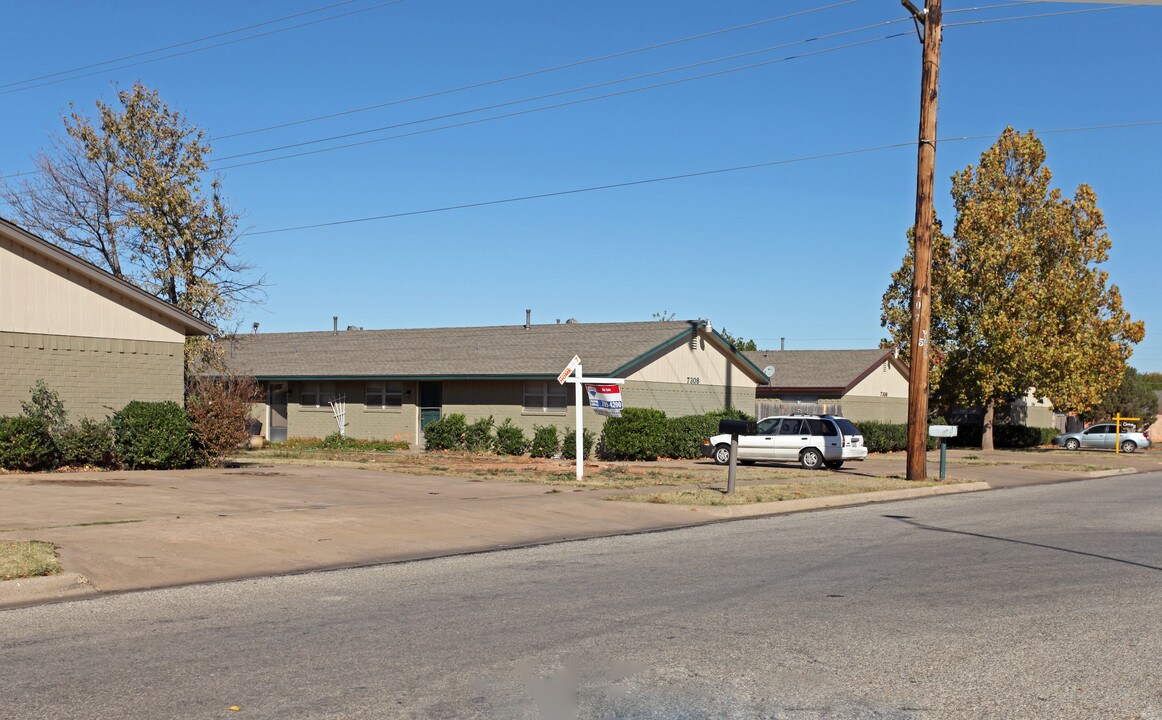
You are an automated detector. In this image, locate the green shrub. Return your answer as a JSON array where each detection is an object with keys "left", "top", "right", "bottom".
[
  {"left": 529, "top": 425, "right": 560, "bottom": 458},
  {"left": 493, "top": 419, "right": 529, "bottom": 455},
  {"left": 463, "top": 416, "right": 495, "bottom": 453},
  {"left": 858, "top": 421, "right": 909, "bottom": 453},
  {"left": 664, "top": 408, "right": 753, "bottom": 459},
  {"left": 111, "top": 401, "right": 194, "bottom": 469},
  {"left": 0, "top": 416, "right": 57, "bottom": 471},
  {"left": 561, "top": 429, "right": 595, "bottom": 460},
  {"left": 424, "top": 413, "right": 468, "bottom": 451},
  {"left": 320, "top": 432, "right": 358, "bottom": 450},
  {"left": 56, "top": 417, "right": 115, "bottom": 467},
  {"left": 599, "top": 407, "right": 668, "bottom": 461}
]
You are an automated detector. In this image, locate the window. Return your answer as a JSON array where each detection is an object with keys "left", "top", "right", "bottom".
[
  {"left": 779, "top": 419, "right": 804, "bottom": 435},
  {"left": 523, "top": 381, "right": 567, "bottom": 412},
  {"left": 299, "top": 381, "right": 336, "bottom": 408},
  {"left": 366, "top": 381, "right": 403, "bottom": 409}
]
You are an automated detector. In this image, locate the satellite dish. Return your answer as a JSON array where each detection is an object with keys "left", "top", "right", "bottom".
[{"left": 763, "top": 365, "right": 776, "bottom": 378}]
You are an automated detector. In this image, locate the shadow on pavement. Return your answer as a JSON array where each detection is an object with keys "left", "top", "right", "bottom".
[{"left": 882, "top": 514, "right": 1161, "bottom": 572}]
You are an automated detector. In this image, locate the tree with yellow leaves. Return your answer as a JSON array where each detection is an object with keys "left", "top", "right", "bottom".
[
  {"left": 882, "top": 128, "right": 1144, "bottom": 450},
  {"left": 2, "top": 82, "right": 262, "bottom": 371}
]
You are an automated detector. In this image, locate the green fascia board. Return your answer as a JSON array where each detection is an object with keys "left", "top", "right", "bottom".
[
  {"left": 709, "top": 329, "right": 773, "bottom": 384},
  {"left": 607, "top": 322, "right": 706, "bottom": 378}
]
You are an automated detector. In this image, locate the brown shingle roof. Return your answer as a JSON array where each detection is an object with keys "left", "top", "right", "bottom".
[
  {"left": 743, "top": 349, "right": 902, "bottom": 392},
  {"left": 225, "top": 320, "right": 764, "bottom": 380}
]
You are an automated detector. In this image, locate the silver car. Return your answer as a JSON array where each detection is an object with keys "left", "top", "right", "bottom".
[{"left": 1053, "top": 422, "right": 1152, "bottom": 453}]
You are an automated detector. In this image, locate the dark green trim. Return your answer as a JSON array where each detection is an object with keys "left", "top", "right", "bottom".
[{"left": 707, "top": 329, "right": 774, "bottom": 384}]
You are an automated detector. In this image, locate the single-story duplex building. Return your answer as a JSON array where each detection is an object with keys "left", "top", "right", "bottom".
[
  {"left": 224, "top": 319, "right": 768, "bottom": 443},
  {"left": 0, "top": 217, "right": 214, "bottom": 419},
  {"left": 744, "top": 348, "right": 911, "bottom": 423}
]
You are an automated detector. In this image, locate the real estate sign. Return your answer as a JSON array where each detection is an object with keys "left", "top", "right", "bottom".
[{"left": 586, "top": 384, "right": 623, "bottom": 417}]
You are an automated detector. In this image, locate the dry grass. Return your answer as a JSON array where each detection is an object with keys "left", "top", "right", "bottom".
[
  {"left": 1022, "top": 463, "right": 1114, "bottom": 473},
  {"left": 0, "top": 540, "right": 63, "bottom": 581},
  {"left": 610, "top": 476, "right": 969, "bottom": 506},
  {"left": 238, "top": 448, "right": 822, "bottom": 488}
]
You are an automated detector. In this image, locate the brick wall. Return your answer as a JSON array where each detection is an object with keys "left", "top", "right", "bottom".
[{"left": 0, "top": 331, "right": 185, "bottom": 419}]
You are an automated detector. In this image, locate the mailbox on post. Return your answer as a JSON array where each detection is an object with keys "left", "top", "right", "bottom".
[
  {"left": 928, "top": 425, "right": 958, "bottom": 480},
  {"left": 718, "top": 419, "right": 756, "bottom": 436},
  {"left": 718, "top": 419, "right": 755, "bottom": 494}
]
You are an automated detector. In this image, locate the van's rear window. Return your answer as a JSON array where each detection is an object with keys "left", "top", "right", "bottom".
[{"left": 835, "top": 419, "right": 862, "bottom": 436}]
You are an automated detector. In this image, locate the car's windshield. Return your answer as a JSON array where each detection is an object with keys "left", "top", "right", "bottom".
[{"left": 755, "top": 418, "right": 779, "bottom": 434}]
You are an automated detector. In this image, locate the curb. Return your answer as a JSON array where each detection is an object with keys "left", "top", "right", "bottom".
[
  {"left": 0, "top": 573, "right": 96, "bottom": 609},
  {"left": 693, "top": 482, "right": 993, "bottom": 519}
]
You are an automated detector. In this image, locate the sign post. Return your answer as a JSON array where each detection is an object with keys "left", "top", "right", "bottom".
[
  {"left": 1113, "top": 414, "right": 1140, "bottom": 454},
  {"left": 559, "top": 356, "right": 624, "bottom": 480}
]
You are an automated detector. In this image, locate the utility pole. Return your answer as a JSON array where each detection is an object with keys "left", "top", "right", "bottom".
[{"left": 902, "top": 0, "right": 942, "bottom": 481}]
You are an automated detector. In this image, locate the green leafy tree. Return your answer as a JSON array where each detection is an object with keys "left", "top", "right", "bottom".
[
  {"left": 718, "top": 327, "right": 757, "bottom": 352},
  {"left": 1086, "top": 367, "right": 1159, "bottom": 423},
  {"left": 1142, "top": 371, "right": 1162, "bottom": 392},
  {"left": 2, "top": 82, "right": 263, "bottom": 371},
  {"left": 881, "top": 128, "right": 1144, "bottom": 449}
]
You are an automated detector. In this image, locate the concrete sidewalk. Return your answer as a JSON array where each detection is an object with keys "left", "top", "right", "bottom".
[{"left": 2, "top": 447, "right": 1157, "bottom": 609}]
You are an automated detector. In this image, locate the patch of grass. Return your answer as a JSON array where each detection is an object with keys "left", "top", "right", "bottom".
[
  {"left": 0, "top": 540, "right": 63, "bottom": 581},
  {"left": 73, "top": 519, "right": 145, "bottom": 528},
  {"left": 610, "top": 477, "right": 968, "bottom": 506},
  {"left": 1023, "top": 463, "right": 1114, "bottom": 473}
]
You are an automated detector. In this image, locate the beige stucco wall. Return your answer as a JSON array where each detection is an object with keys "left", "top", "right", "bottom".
[
  {"left": 0, "top": 331, "right": 184, "bottom": 419},
  {"left": 847, "top": 360, "right": 910, "bottom": 399},
  {"left": 0, "top": 233, "right": 185, "bottom": 343},
  {"left": 628, "top": 338, "right": 758, "bottom": 395}
]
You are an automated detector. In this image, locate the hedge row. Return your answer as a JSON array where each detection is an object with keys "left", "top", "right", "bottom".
[
  {"left": 2, "top": 378, "right": 260, "bottom": 471},
  {"left": 0, "top": 401, "right": 194, "bottom": 471},
  {"left": 421, "top": 408, "right": 1060, "bottom": 459},
  {"left": 859, "top": 420, "right": 1058, "bottom": 452},
  {"left": 422, "top": 407, "right": 753, "bottom": 461}
]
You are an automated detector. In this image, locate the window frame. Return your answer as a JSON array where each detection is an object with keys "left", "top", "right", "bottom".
[
  {"left": 365, "top": 380, "right": 404, "bottom": 410},
  {"left": 523, "top": 380, "right": 567, "bottom": 413},
  {"left": 299, "top": 381, "right": 336, "bottom": 409}
]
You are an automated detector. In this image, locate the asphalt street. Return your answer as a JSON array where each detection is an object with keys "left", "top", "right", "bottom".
[{"left": 2, "top": 472, "right": 1159, "bottom": 719}]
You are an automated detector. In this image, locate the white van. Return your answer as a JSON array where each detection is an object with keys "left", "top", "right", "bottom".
[{"left": 700, "top": 415, "right": 868, "bottom": 470}]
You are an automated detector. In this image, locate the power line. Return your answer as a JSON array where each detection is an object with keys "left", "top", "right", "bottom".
[
  {"left": 239, "top": 119, "right": 1162, "bottom": 237},
  {"left": 241, "top": 141, "right": 916, "bottom": 236},
  {"left": 0, "top": 0, "right": 363, "bottom": 90},
  {"left": 213, "top": 18, "right": 911, "bottom": 163},
  {"left": 211, "top": 0, "right": 862, "bottom": 141},
  {"left": 0, "top": 1, "right": 406, "bottom": 96},
  {"left": 945, "top": 4, "right": 1135, "bottom": 27},
  {"left": 214, "top": 32, "right": 912, "bottom": 170}
]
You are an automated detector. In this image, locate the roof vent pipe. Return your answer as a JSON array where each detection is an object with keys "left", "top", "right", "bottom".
[
  {"left": 524, "top": 308, "right": 531, "bottom": 330},
  {"left": 780, "top": 337, "right": 785, "bottom": 351},
  {"left": 333, "top": 316, "right": 338, "bottom": 334}
]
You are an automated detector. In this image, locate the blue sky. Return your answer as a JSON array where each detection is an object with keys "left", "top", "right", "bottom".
[{"left": 2, "top": 1, "right": 1159, "bottom": 372}]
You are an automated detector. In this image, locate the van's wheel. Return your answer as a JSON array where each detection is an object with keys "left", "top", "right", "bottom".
[
  {"left": 824, "top": 460, "right": 844, "bottom": 470},
  {"left": 1120, "top": 440, "right": 1137, "bottom": 454},
  {"left": 713, "top": 444, "right": 731, "bottom": 465},
  {"left": 1064, "top": 438, "right": 1080, "bottom": 451},
  {"left": 800, "top": 448, "right": 824, "bottom": 470}
]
